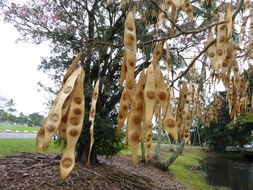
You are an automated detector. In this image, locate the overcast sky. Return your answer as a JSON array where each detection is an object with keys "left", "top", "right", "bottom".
[{"left": 0, "top": 21, "right": 53, "bottom": 115}]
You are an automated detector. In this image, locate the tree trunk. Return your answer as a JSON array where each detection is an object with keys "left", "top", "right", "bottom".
[
  {"left": 141, "top": 142, "right": 145, "bottom": 161},
  {"left": 197, "top": 124, "right": 202, "bottom": 146},
  {"left": 161, "top": 140, "right": 185, "bottom": 169},
  {"left": 76, "top": 144, "right": 99, "bottom": 165},
  {"left": 153, "top": 129, "right": 161, "bottom": 160}
]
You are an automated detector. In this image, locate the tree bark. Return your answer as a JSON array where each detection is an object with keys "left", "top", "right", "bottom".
[
  {"left": 161, "top": 140, "right": 185, "bottom": 168},
  {"left": 153, "top": 129, "right": 161, "bottom": 160}
]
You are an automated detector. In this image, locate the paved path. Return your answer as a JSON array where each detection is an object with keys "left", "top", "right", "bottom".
[{"left": 0, "top": 132, "right": 37, "bottom": 139}]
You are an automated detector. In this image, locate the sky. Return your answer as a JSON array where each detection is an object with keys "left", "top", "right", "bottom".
[{"left": 0, "top": 21, "right": 53, "bottom": 115}]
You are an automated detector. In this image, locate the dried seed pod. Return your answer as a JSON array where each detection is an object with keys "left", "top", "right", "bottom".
[
  {"left": 42, "top": 67, "right": 82, "bottom": 150},
  {"left": 124, "top": 12, "right": 137, "bottom": 101},
  {"left": 245, "top": 0, "right": 252, "bottom": 9},
  {"left": 60, "top": 69, "right": 85, "bottom": 179},
  {"left": 163, "top": 99, "right": 178, "bottom": 141},
  {"left": 226, "top": 4, "right": 233, "bottom": 40},
  {"left": 58, "top": 109, "right": 69, "bottom": 139},
  {"left": 152, "top": 41, "right": 163, "bottom": 68},
  {"left": 171, "top": 0, "right": 185, "bottom": 8},
  {"left": 116, "top": 89, "right": 129, "bottom": 136},
  {"left": 206, "top": 32, "right": 217, "bottom": 70},
  {"left": 144, "top": 64, "right": 156, "bottom": 125},
  {"left": 36, "top": 127, "right": 45, "bottom": 150},
  {"left": 88, "top": 79, "right": 100, "bottom": 165},
  {"left": 145, "top": 126, "right": 153, "bottom": 163},
  {"left": 182, "top": 0, "right": 194, "bottom": 21},
  {"left": 176, "top": 82, "right": 188, "bottom": 136},
  {"left": 168, "top": 5, "right": 176, "bottom": 37},
  {"left": 127, "top": 70, "right": 146, "bottom": 165},
  {"left": 62, "top": 52, "right": 82, "bottom": 85},
  {"left": 166, "top": 42, "right": 171, "bottom": 73},
  {"left": 158, "top": 0, "right": 172, "bottom": 26},
  {"left": 119, "top": 52, "right": 127, "bottom": 87},
  {"left": 216, "top": 15, "right": 229, "bottom": 68},
  {"left": 155, "top": 66, "right": 168, "bottom": 118}
]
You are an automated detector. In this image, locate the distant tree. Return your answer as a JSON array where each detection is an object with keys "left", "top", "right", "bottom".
[
  {"left": 28, "top": 112, "right": 44, "bottom": 126},
  {"left": 16, "top": 112, "right": 28, "bottom": 124},
  {"left": 201, "top": 91, "right": 232, "bottom": 152},
  {"left": 226, "top": 113, "right": 253, "bottom": 148}
]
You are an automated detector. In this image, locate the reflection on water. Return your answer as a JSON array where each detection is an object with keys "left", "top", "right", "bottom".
[{"left": 203, "top": 157, "right": 253, "bottom": 190}]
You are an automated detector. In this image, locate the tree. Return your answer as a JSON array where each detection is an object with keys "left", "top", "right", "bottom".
[
  {"left": 1, "top": 0, "right": 251, "bottom": 169},
  {"left": 28, "top": 112, "right": 44, "bottom": 126},
  {"left": 227, "top": 112, "right": 253, "bottom": 148}
]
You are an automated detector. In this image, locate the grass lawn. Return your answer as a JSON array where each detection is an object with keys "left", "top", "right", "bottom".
[
  {"left": 0, "top": 123, "right": 39, "bottom": 133},
  {"left": 122, "top": 144, "right": 213, "bottom": 190},
  {"left": 0, "top": 139, "right": 61, "bottom": 156},
  {"left": 168, "top": 147, "right": 213, "bottom": 190}
]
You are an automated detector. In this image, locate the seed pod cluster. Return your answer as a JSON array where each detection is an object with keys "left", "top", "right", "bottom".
[
  {"left": 36, "top": 53, "right": 86, "bottom": 179},
  {"left": 60, "top": 70, "right": 85, "bottom": 179}
]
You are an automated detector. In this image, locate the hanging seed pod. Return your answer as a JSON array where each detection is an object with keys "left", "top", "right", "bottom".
[
  {"left": 60, "top": 69, "right": 85, "bottom": 179},
  {"left": 128, "top": 110, "right": 142, "bottom": 165},
  {"left": 124, "top": 111, "right": 130, "bottom": 147},
  {"left": 62, "top": 52, "right": 82, "bottom": 86},
  {"left": 216, "top": 15, "right": 228, "bottom": 68},
  {"left": 119, "top": 52, "right": 127, "bottom": 87},
  {"left": 158, "top": 0, "right": 173, "bottom": 26},
  {"left": 116, "top": 88, "right": 129, "bottom": 136},
  {"left": 88, "top": 79, "right": 100, "bottom": 165},
  {"left": 128, "top": 70, "right": 146, "bottom": 165},
  {"left": 245, "top": 0, "right": 252, "bottom": 9},
  {"left": 58, "top": 112, "right": 68, "bottom": 139},
  {"left": 182, "top": 0, "right": 194, "bottom": 21},
  {"left": 163, "top": 98, "right": 178, "bottom": 141},
  {"left": 124, "top": 12, "right": 137, "bottom": 102},
  {"left": 42, "top": 67, "right": 82, "bottom": 150},
  {"left": 206, "top": 32, "right": 217, "bottom": 70},
  {"left": 139, "top": 64, "right": 156, "bottom": 141},
  {"left": 165, "top": 42, "right": 171, "bottom": 73},
  {"left": 155, "top": 66, "right": 168, "bottom": 118},
  {"left": 36, "top": 126, "right": 46, "bottom": 150},
  {"left": 171, "top": 0, "right": 185, "bottom": 8},
  {"left": 144, "top": 64, "right": 156, "bottom": 126},
  {"left": 168, "top": 5, "right": 176, "bottom": 37},
  {"left": 176, "top": 82, "right": 188, "bottom": 136},
  {"left": 184, "top": 111, "right": 192, "bottom": 144},
  {"left": 226, "top": 4, "right": 233, "bottom": 40},
  {"left": 36, "top": 89, "right": 65, "bottom": 150},
  {"left": 152, "top": 41, "right": 163, "bottom": 68},
  {"left": 58, "top": 91, "right": 77, "bottom": 139},
  {"left": 145, "top": 126, "right": 153, "bottom": 163}
]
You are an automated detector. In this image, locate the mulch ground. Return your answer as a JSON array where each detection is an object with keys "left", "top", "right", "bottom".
[{"left": 0, "top": 153, "right": 187, "bottom": 190}]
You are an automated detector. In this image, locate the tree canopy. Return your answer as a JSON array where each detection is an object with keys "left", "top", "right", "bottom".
[{"left": 1, "top": 0, "right": 253, "bottom": 178}]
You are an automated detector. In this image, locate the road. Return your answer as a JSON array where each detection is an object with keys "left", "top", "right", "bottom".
[{"left": 0, "top": 132, "right": 37, "bottom": 139}]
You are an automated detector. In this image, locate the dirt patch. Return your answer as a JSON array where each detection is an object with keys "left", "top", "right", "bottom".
[{"left": 0, "top": 153, "right": 187, "bottom": 190}]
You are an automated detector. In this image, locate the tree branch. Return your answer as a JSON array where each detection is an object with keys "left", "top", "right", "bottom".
[{"left": 170, "top": 0, "right": 244, "bottom": 86}]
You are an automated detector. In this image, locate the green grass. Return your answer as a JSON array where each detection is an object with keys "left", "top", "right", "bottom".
[
  {"left": 0, "top": 123, "right": 39, "bottom": 133},
  {"left": 0, "top": 139, "right": 60, "bottom": 156},
  {"left": 168, "top": 147, "right": 214, "bottom": 190},
  {"left": 122, "top": 144, "right": 213, "bottom": 190}
]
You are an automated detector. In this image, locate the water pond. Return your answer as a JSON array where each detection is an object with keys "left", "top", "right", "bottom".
[{"left": 203, "top": 157, "right": 253, "bottom": 190}]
